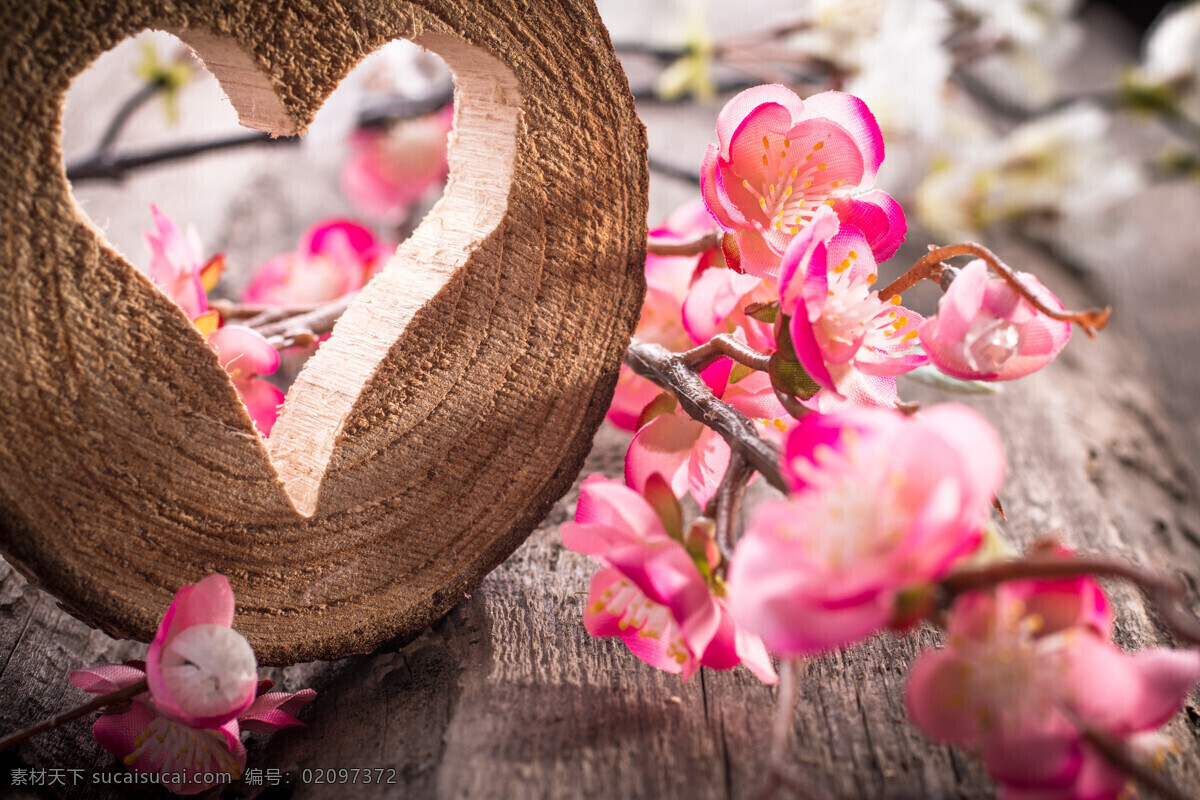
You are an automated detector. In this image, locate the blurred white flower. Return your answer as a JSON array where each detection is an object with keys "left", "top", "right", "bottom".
[
  {"left": 949, "top": 0, "right": 1084, "bottom": 108},
  {"left": 1134, "top": 1, "right": 1200, "bottom": 125},
  {"left": 789, "top": 0, "right": 952, "bottom": 141},
  {"left": 916, "top": 105, "right": 1144, "bottom": 241}
]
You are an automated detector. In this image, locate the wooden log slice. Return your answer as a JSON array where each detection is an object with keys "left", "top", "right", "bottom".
[{"left": 0, "top": 0, "right": 648, "bottom": 664}]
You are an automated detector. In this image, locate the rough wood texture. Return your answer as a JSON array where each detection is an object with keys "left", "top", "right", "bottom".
[{"left": 0, "top": 0, "right": 648, "bottom": 664}]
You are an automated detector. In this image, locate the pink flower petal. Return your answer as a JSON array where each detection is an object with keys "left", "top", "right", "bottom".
[
  {"left": 69, "top": 663, "right": 148, "bottom": 695},
  {"left": 799, "top": 91, "right": 885, "bottom": 186},
  {"left": 239, "top": 688, "right": 318, "bottom": 733},
  {"left": 625, "top": 412, "right": 705, "bottom": 501}
]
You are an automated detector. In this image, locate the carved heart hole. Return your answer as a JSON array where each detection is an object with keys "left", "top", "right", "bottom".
[
  {"left": 63, "top": 30, "right": 519, "bottom": 520},
  {"left": 2, "top": 2, "right": 645, "bottom": 665}
]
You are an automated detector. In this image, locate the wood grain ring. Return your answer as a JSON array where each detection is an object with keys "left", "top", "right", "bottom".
[{"left": 0, "top": 0, "right": 647, "bottom": 664}]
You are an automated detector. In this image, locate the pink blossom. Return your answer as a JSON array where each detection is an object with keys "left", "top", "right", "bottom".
[
  {"left": 208, "top": 326, "right": 285, "bottom": 437},
  {"left": 340, "top": 105, "right": 454, "bottom": 225},
  {"left": 140, "top": 207, "right": 283, "bottom": 436},
  {"left": 562, "top": 475, "right": 776, "bottom": 683},
  {"left": 779, "top": 207, "right": 926, "bottom": 409},
  {"left": 242, "top": 219, "right": 391, "bottom": 306},
  {"left": 701, "top": 85, "right": 906, "bottom": 280},
  {"left": 728, "top": 405, "right": 1004, "bottom": 655},
  {"left": 919, "top": 259, "right": 1073, "bottom": 382},
  {"left": 906, "top": 568, "right": 1200, "bottom": 800},
  {"left": 144, "top": 575, "right": 258, "bottom": 730},
  {"left": 67, "top": 575, "right": 315, "bottom": 794},
  {"left": 625, "top": 369, "right": 792, "bottom": 508},
  {"left": 70, "top": 665, "right": 314, "bottom": 795},
  {"left": 141, "top": 204, "right": 224, "bottom": 332}
]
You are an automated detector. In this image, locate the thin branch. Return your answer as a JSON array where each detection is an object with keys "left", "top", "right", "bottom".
[
  {"left": 680, "top": 333, "right": 772, "bottom": 372},
  {"left": 624, "top": 338, "right": 787, "bottom": 493},
  {"left": 66, "top": 131, "right": 301, "bottom": 182},
  {"left": 249, "top": 293, "right": 356, "bottom": 350},
  {"left": 750, "top": 659, "right": 831, "bottom": 800},
  {"left": 939, "top": 556, "right": 1200, "bottom": 645},
  {"left": 355, "top": 83, "right": 455, "bottom": 129},
  {"left": 877, "top": 242, "right": 1112, "bottom": 338},
  {"left": 0, "top": 679, "right": 148, "bottom": 751},
  {"left": 97, "top": 80, "right": 166, "bottom": 155},
  {"left": 1063, "top": 710, "right": 1193, "bottom": 800},
  {"left": 648, "top": 155, "right": 701, "bottom": 186},
  {"left": 646, "top": 229, "right": 720, "bottom": 257},
  {"left": 704, "top": 452, "right": 754, "bottom": 563}
]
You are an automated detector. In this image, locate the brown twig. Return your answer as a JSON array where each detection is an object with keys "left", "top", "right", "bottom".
[
  {"left": 1059, "top": 709, "right": 1193, "bottom": 800},
  {"left": 877, "top": 243, "right": 1112, "bottom": 338},
  {"left": 939, "top": 556, "right": 1200, "bottom": 645},
  {"left": 249, "top": 294, "right": 356, "bottom": 350},
  {"left": 750, "top": 659, "right": 831, "bottom": 800},
  {"left": 624, "top": 339, "right": 787, "bottom": 493},
  {"left": 680, "top": 333, "right": 772, "bottom": 372},
  {"left": 704, "top": 451, "right": 755, "bottom": 562},
  {"left": 646, "top": 229, "right": 720, "bottom": 257},
  {"left": 0, "top": 679, "right": 148, "bottom": 751}
]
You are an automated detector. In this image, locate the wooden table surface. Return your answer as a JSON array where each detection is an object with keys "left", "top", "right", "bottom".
[{"left": 2, "top": 4, "right": 1199, "bottom": 798}]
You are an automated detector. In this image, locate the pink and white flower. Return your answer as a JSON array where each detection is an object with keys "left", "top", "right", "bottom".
[
  {"left": 562, "top": 475, "right": 776, "bottom": 683},
  {"left": 340, "top": 105, "right": 454, "bottom": 225},
  {"left": 242, "top": 219, "right": 392, "bottom": 307},
  {"left": 906, "top": 565, "right": 1200, "bottom": 800},
  {"left": 701, "top": 85, "right": 906, "bottom": 280},
  {"left": 728, "top": 405, "right": 1004, "bottom": 655},
  {"left": 779, "top": 207, "right": 926, "bottom": 410},
  {"left": 144, "top": 574, "right": 258, "bottom": 730},
  {"left": 68, "top": 575, "right": 316, "bottom": 795},
  {"left": 918, "top": 259, "right": 1073, "bottom": 382}
]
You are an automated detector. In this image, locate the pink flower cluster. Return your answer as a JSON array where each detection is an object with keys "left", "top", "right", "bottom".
[
  {"left": 70, "top": 576, "right": 314, "bottom": 794},
  {"left": 142, "top": 210, "right": 393, "bottom": 437},
  {"left": 729, "top": 405, "right": 1003, "bottom": 655},
  {"left": 907, "top": 555, "right": 1200, "bottom": 800},
  {"left": 562, "top": 475, "right": 776, "bottom": 683},
  {"left": 141, "top": 207, "right": 283, "bottom": 436}
]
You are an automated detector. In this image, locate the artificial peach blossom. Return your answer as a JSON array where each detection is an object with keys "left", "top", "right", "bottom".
[
  {"left": 208, "top": 326, "right": 285, "bottom": 437},
  {"left": 70, "top": 665, "right": 314, "bottom": 795},
  {"left": 779, "top": 207, "right": 926, "bottom": 410},
  {"left": 625, "top": 368, "right": 791, "bottom": 509},
  {"left": 906, "top": 566, "right": 1200, "bottom": 800},
  {"left": 143, "top": 575, "right": 258, "bottom": 730},
  {"left": 143, "top": 204, "right": 222, "bottom": 323},
  {"left": 242, "top": 219, "right": 392, "bottom": 307},
  {"left": 728, "top": 405, "right": 1004, "bottom": 656},
  {"left": 701, "top": 85, "right": 906, "bottom": 280},
  {"left": 340, "top": 104, "right": 454, "bottom": 225},
  {"left": 918, "top": 259, "right": 1073, "bottom": 382},
  {"left": 562, "top": 475, "right": 776, "bottom": 683}
]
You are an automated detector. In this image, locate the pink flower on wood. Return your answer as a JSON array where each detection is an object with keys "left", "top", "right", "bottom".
[
  {"left": 701, "top": 85, "right": 906, "bottom": 280},
  {"left": 906, "top": 567, "right": 1200, "bottom": 800},
  {"left": 69, "top": 666, "right": 315, "bottom": 795},
  {"left": 242, "top": 219, "right": 392, "bottom": 307},
  {"left": 562, "top": 475, "right": 776, "bottom": 683},
  {"left": 919, "top": 259, "right": 1073, "bottom": 382},
  {"left": 625, "top": 368, "right": 792, "bottom": 508},
  {"left": 144, "top": 574, "right": 258, "bottom": 730},
  {"left": 728, "top": 405, "right": 1004, "bottom": 656},
  {"left": 208, "top": 326, "right": 285, "bottom": 437},
  {"left": 779, "top": 207, "right": 926, "bottom": 409},
  {"left": 340, "top": 105, "right": 454, "bottom": 225}
]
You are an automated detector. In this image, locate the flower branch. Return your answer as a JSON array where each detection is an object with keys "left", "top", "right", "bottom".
[
  {"left": 704, "top": 451, "right": 754, "bottom": 562},
  {"left": 939, "top": 554, "right": 1200, "bottom": 645},
  {"left": 679, "top": 333, "right": 772, "bottom": 372},
  {"left": 623, "top": 338, "right": 788, "bottom": 493},
  {"left": 878, "top": 242, "right": 1112, "bottom": 338},
  {"left": 646, "top": 229, "right": 721, "bottom": 257},
  {"left": 0, "top": 679, "right": 149, "bottom": 752}
]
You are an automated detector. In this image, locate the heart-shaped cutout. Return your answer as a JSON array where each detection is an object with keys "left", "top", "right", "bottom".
[{"left": 0, "top": 0, "right": 647, "bottom": 665}]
